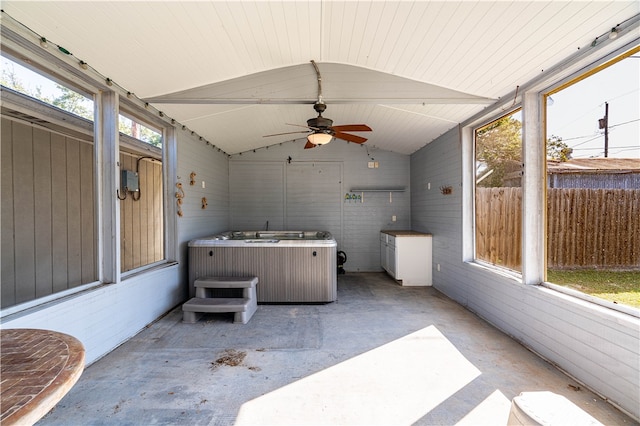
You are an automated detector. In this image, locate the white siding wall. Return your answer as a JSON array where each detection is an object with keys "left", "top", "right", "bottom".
[
  {"left": 1, "top": 266, "right": 180, "bottom": 365},
  {"left": 410, "top": 128, "right": 640, "bottom": 420},
  {"left": 228, "top": 141, "right": 410, "bottom": 272},
  {"left": 229, "top": 161, "right": 343, "bottom": 239},
  {"left": 230, "top": 161, "right": 286, "bottom": 230},
  {"left": 175, "top": 132, "right": 230, "bottom": 285}
]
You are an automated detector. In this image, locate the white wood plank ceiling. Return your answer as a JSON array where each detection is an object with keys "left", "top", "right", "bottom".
[{"left": 3, "top": 1, "right": 639, "bottom": 155}]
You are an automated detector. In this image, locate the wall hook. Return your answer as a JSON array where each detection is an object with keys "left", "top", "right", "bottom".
[
  {"left": 175, "top": 182, "right": 185, "bottom": 216},
  {"left": 440, "top": 185, "right": 453, "bottom": 195}
]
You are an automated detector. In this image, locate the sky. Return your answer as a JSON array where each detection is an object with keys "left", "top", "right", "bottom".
[
  {"left": 546, "top": 54, "right": 640, "bottom": 159},
  {"left": 1, "top": 57, "right": 94, "bottom": 113},
  {"left": 3, "top": 52, "right": 639, "bottom": 159}
]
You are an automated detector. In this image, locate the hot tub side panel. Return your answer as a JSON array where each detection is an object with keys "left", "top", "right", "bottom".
[{"left": 188, "top": 246, "right": 337, "bottom": 302}]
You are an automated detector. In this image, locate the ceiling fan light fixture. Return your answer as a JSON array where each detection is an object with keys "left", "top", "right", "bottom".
[{"left": 307, "top": 131, "right": 333, "bottom": 145}]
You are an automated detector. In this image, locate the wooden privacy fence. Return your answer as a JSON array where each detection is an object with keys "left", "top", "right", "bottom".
[
  {"left": 547, "top": 188, "right": 639, "bottom": 268},
  {"left": 475, "top": 187, "right": 522, "bottom": 270},
  {"left": 476, "top": 188, "right": 640, "bottom": 270}
]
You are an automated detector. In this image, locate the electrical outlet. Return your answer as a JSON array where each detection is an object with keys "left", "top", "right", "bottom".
[
  {"left": 437, "top": 263, "right": 441, "bottom": 272},
  {"left": 202, "top": 181, "right": 206, "bottom": 189},
  {"left": 392, "top": 215, "right": 397, "bottom": 222}
]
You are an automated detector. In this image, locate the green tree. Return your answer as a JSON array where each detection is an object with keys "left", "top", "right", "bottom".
[
  {"left": 2, "top": 62, "right": 93, "bottom": 120},
  {"left": 476, "top": 117, "right": 573, "bottom": 187},
  {"left": 2, "top": 63, "right": 37, "bottom": 97},
  {"left": 119, "top": 116, "right": 162, "bottom": 148},
  {"left": 52, "top": 85, "right": 93, "bottom": 120},
  {"left": 547, "top": 135, "right": 572, "bottom": 161},
  {"left": 475, "top": 116, "right": 522, "bottom": 187},
  {"left": 138, "top": 126, "right": 162, "bottom": 147}
]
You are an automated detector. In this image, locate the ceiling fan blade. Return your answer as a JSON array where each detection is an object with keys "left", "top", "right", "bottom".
[
  {"left": 331, "top": 124, "right": 372, "bottom": 132},
  {"left": 263, "top": 130, "right": 310, "bottom": 137},
  {"left": 304, "top": 140, "right": 316, "bottom": 149},
  {"left": 334, "top": 131, "right": 368, "bottom": 144}
]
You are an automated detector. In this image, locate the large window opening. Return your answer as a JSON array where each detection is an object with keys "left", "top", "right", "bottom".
[
  {"left": 1, "top": 58, "right": 97, "bottom": 309},
  {"left": 1, "top": 52, "right": 170, "bottom": 307},
  {"left": 120, "top": 112, "right": 162, "bottom": 148},
  {"left": 545, "top": 49, "right": 640, "bottom": 309},
  {"left": 474, "top": 110, "right": 523, "bottom": 273},
  {"left": 118, "top": 111, "right": 164, "bottom": 273},
  {"left": 1, "top": 56, "right": 93, "bottom": 120}
]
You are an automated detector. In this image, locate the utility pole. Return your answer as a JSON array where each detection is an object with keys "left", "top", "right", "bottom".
[{"left": 599, "top": 102, "right": 609, "bottom": 157}]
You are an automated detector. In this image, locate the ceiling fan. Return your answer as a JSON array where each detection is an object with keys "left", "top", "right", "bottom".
[{"left": 263, "top": 60, "right": 372, "bottom": 149}]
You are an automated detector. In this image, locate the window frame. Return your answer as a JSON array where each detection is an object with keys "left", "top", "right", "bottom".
[
  {"left": 0, "top": 53, "right": 102, "bottom": 313},
  {"left": 117, "top": 105, "right": 167, "bottom": 276},
  {"left": 538, "top": 47, "right": 640, "bottom": 317},
  {"left": 117, "top": 101, "right": 178, "bottom": 268},
  {"left": 463, "top": 107, "right": 524, "bottom": 265},
  {"left": 0, "top": 26, "right": 178, "bottom": 316},
  {"left": 472, "top": 108, "right": 524, "bottom": 274},
  {"left": 461, "top": 34, "right": 639, "bottom": 317}
]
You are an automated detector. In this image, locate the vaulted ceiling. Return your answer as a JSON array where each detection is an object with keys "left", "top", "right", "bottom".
[{"left": 3, "top": 1, "right": 639, "bottom": 155}]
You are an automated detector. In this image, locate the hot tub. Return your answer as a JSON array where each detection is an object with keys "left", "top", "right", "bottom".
[{"left": 188, "top": 231, "right": 337, "bottom": 303}]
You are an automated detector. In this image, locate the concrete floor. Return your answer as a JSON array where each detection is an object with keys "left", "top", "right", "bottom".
[{"left": 39, "top": 272, "right": 636, "bottom": 425}]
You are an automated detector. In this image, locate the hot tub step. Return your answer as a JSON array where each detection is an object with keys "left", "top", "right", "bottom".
[
  {"left": 182, "top": 297, "right": 257, "bottom": 324},
  {"left": 194, "top": 276, "right": 258, "bottom": 299},
  {"left": 195, "top": 276, "right": 258, "bottom": 289}
]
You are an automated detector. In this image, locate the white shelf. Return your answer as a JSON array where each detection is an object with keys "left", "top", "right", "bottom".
[{"left": 350, "top": 187, "right": 405, "bottom": 192}]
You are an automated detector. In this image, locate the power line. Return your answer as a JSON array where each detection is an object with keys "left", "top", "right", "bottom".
[
  {"left": 571, "top": 145, "right": 640, "bottom": 157},
  {"left": 571, "top": 134, "right": 603, "bottom": 148},
  {"left": 560, "top": 133, "right": 600, "bottom": 142},
  {"left": 610, "top": 147, "right": 640, "bottom": 154},
  {"left": 573, "top": 145, "right": 639, "bottom": 151},
  {"left": 556, "top": 119, "right": 639, "bottom": 143},
  {"left": 610, "top": 118, "right": 640, "bottom": 129}
]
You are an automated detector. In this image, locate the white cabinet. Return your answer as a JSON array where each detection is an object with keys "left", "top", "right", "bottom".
[
  {"left": 380, "top": 233, "right": 397, "bottom": 276},
  {"left": 380, "top": 231, "right": 432, "bottom": 286},
  {"left": 387, "top": 235, "right": 397, "bottom": 278},
  {"left": 380, "top": 234, "right": 388, "bottom": 271}
]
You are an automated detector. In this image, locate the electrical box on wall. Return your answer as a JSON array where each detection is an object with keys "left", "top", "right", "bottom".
[{"left": 121, "top": 170, "right": 139, "bottom": 192}]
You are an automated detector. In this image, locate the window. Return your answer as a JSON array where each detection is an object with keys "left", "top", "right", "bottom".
[
  {"left": 118, "top": 112, "right": 164, "bottom": 273},
  {"left": 1, "top": 56, "right": 93, "bottom": 120},
  {"left": 474, "top": 110, "right": 523, "bottom": 273},
  {"left": 1, "top": 25, "right": 178, "bottom": 316},
  {"left": 119, "top": 113, "right": 162, "bottom": 148},
  {"left": 1, "top": 53, "right": 172, "bottom": 309},
  {"left": 1, "top": 58, "right": 97, "bottom": 308},
  {"left": 545, "top": 50, "right": 640, "bottom": 309}
]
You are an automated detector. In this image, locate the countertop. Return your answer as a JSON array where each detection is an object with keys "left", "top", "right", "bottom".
[{"left": 381, "top": 230, "right": 432, "bottom": 237}]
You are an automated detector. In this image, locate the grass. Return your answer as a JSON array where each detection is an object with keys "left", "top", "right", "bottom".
[{"left": 547, "top": 270, "right": 640, "bottom": 309}]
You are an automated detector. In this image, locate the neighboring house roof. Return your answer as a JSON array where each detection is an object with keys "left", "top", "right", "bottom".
[{"left": 547, "top": 158, "right": 640, "bottom": 174}]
